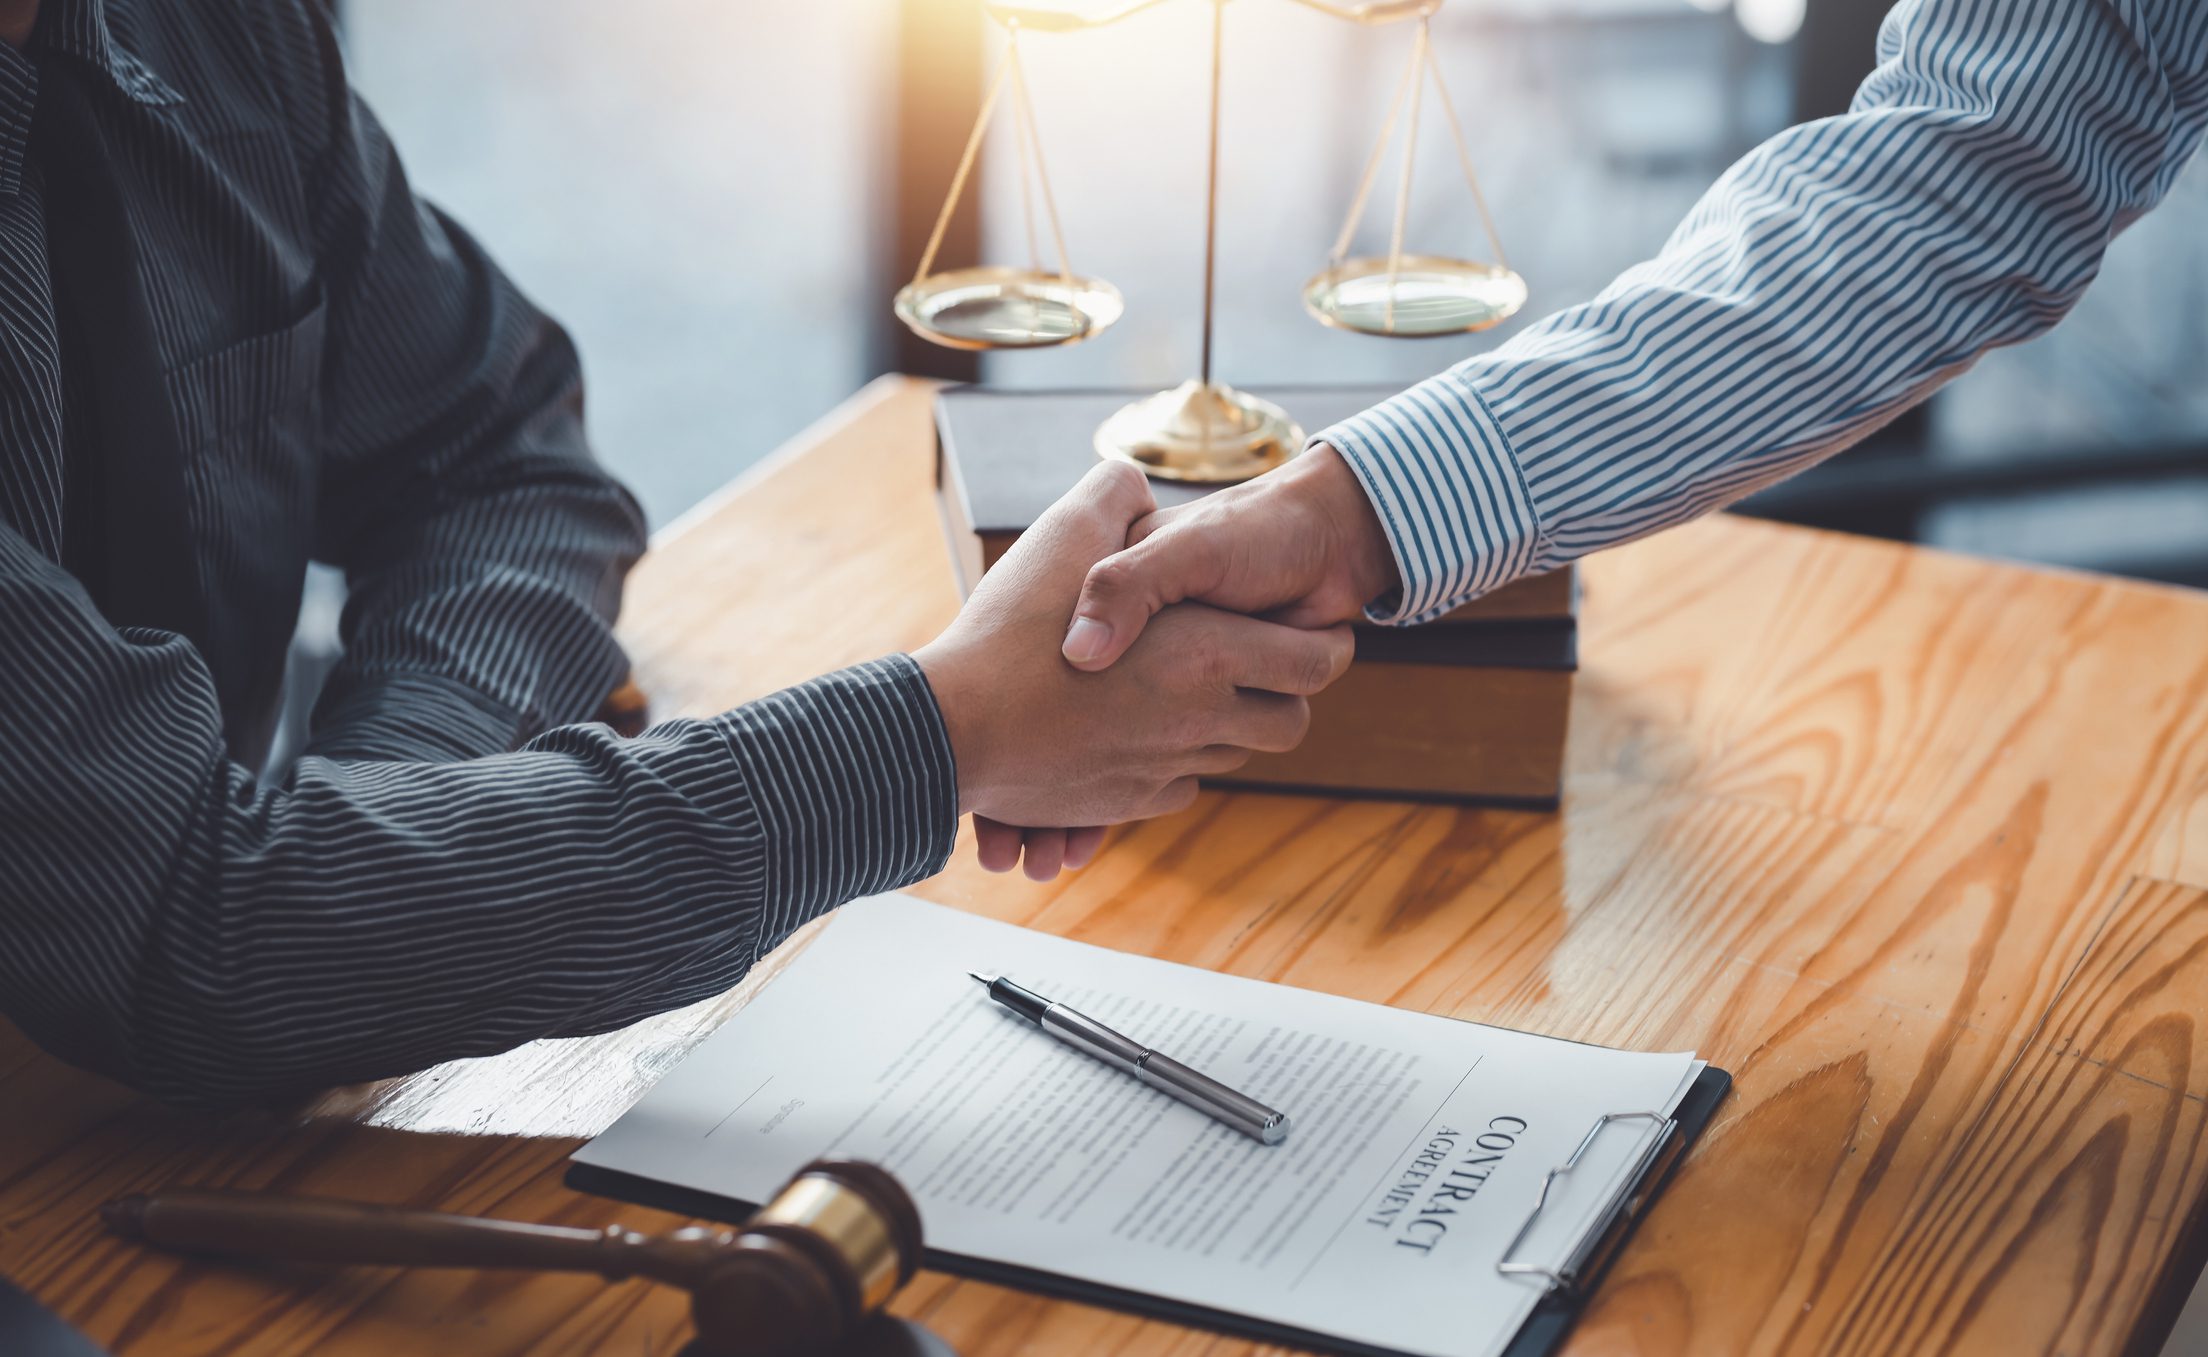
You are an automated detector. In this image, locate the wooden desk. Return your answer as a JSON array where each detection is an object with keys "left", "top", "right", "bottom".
[{"left": 8, "top": 375, "right": 2208, "bottom": 1356}]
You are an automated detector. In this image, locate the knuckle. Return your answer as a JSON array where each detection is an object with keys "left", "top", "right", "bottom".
[
  {"left": 1126, "top": 505, "right": 1174, "bottom": 546},
  {"left": 1085, "top": 553, "right": 1142, "bottom": 604},
  {"left": 1176, "top": 628, "right": 1228, "bottom": 687},
  {"left": 1296, "top": 648, "right": 1337, "bottom": 694},
  {"left": 1165, "top": 706, "right": 1215, "bottom": 752},
  {"left": 1091, "top": 459, "right": 1154, "bottom": 514},
  {"left": 1107, "top": 776, "right": 1154, "bottom": 821}
]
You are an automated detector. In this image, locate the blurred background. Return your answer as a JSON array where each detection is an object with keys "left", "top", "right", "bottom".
[{"left": 339, "top": 0, "right": 2208, "bottom": 584}]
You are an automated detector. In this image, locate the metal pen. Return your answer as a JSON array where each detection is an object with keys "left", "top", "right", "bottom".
[{"left": 967, "top": 973, "right": 1291, "bottom": 1145}]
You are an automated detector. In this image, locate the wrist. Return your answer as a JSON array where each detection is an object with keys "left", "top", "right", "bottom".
[
  {"left": 912, "top": 638, "right": 991, "bottom": 816},
  {"left": 1299, "top": 442, "right": 1399, "bottom": 607}
]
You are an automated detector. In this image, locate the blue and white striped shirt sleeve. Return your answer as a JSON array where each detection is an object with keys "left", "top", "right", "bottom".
[{"left": 1318, "top": 0, "right": 2208, "bottom": 624}]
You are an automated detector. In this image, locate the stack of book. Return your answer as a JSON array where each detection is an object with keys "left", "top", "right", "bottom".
[{"left": 933, "top": 384, "right": 1575, "bottom": 807}]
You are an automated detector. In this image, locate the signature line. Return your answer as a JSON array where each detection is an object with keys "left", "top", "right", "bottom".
[{"left": 705, "top": 1076, "right": 775, "bottom": 1139}]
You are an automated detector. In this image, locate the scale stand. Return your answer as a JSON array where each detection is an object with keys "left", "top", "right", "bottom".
[
  {"left": 1092, "top": 0, "right": 1300, "bottom": 481},
  {"left": 895, "top": 0, "right": 1525, "bottom": 485}
]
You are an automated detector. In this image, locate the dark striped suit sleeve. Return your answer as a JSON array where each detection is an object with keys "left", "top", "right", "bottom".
[
  {"left": 284, "top": 5, "right": 646, "bottom": 763},
  {"left": 1319, "top": 0, "right": 2208, "bottom": 623},
  {"left": 0, "top": 523, "right": 957, "bottom": 1107}
]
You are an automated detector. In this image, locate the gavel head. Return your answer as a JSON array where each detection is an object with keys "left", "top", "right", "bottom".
[{"left": 685, "top": 1158, "right": 924, "bottom": 1357}]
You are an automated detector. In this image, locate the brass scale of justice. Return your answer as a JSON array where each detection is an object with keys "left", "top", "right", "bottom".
[{"left": 895, "top": 0, "right": 1527, "bottom": 484}]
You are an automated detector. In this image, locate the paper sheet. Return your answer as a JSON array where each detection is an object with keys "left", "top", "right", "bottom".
[{"left": 576, "top": 894, "right": 1701, "bottom": 1357}]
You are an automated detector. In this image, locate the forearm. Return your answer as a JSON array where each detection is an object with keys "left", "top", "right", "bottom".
[
  {"left": 1324, "top": 0, "right": 2208, "bottom": 623},
  {"left": 5, "top": 607, "right": 953, "bottom": 1105}
]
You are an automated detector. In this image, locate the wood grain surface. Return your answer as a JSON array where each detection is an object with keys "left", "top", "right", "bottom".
[{"left": 8, "top": 375, "right": 2208, "bottom": 1356}]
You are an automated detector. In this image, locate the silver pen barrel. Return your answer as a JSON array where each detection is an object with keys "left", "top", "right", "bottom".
[
  {"left": 1135, "top": 1051, "right": 1290, "bottom": 1146},
  {"left": 1039, "top": 1002, "right": 1289, "bottom": 1145},
  {"left": 973, "top": 973, "right": 1291, "bottom": 1146},
  {"left": 1039, "top": 1003, "right": 1145, "bottom": 1073}
]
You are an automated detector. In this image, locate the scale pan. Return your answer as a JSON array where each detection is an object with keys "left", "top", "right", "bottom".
[
  {"left": 1302, "top": 256, "right": 1527, "bottom": 338},
  {"left": 894, "top": 266, "right": 1124, "bottom": 351}
]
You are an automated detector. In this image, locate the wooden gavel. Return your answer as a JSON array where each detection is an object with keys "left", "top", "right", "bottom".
[{"left": 102, "top": 1158, "right": 923, "bottom": 1357}]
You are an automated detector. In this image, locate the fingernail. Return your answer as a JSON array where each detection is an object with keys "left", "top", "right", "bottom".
[{"left": 1062, "top": 616, "right": 1110, "bottom": 663}]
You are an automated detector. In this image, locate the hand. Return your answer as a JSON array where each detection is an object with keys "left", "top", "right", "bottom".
[
  {"left": 972, "top": 817, "right": 1107, "bottom": 882},
  {"left": 914, "top": 461, "right": 1354, "bottom": 876},
  {"left": 1058, "top": 443, "right": 1398, "bottom": 671}
]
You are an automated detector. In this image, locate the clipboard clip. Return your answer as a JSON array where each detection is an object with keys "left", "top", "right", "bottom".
[{"left": 1495, "top": 1109, "right": 1679, "bottom": 1294}]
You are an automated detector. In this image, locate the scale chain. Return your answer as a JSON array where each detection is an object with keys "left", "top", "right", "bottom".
[
  {"left": 911, "top": 55, "right": 1014, "bottom": 287},
  {"left": 1007, "top": 32, "right": 1077, "bottom": 284},
  {"left": 1008, "top": 32, "right": 1045, "bottom": 275},
  {"left": 1328, "top": 25, "right": 1424, "bottom": 268},
  {"left": 1383, "top": 17, "right": 1430, "bottom": 331},
  {"left": 1423, "top": 20, "right": 1509, "bottom": 272}
]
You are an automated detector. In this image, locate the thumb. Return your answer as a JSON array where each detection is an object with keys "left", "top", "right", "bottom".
[{"left": 1061, "top": 525, "right": 1224, "bottom": 671}]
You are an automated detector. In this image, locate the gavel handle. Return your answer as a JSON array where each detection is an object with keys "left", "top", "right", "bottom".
[{"left": 103, "top": 1190, "right": 670, "bottom": 1280}]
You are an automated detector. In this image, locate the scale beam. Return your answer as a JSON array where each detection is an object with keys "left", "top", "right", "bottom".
[{"left": 1279, "top": 0, "right": 1437, "bottom": 26}]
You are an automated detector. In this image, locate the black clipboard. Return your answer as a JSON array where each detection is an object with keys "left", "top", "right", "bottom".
[
  {"left": 0, "top": 1275, "right": 108, "bottom": 1357},
  {"left": 567, "top": 1065, "right": 1731, "bottom": 1357}
]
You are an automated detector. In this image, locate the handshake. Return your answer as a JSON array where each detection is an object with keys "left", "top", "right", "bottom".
[{"left": 913, "top": 444, "right": 1399, "bottom": 880}]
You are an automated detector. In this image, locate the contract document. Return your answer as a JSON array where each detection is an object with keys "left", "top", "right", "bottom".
[{"left": 574, "top": 894, "right": 1719, "bottom": 1357}]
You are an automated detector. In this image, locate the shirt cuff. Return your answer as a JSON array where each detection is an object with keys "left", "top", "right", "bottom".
[
  {"left": 712, "top": 654, "right": 958, "bottom": 952},
  {"left": 1312, "top": 370, "right": 1546, "bottom": 626}
]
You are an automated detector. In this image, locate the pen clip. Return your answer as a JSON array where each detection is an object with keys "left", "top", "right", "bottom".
[{"left": 1494, "top": 1109, "right": 1675, "bottom": 1294}]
